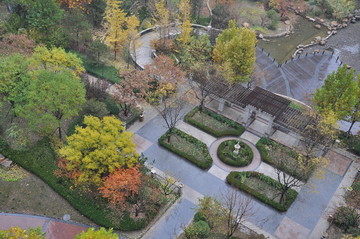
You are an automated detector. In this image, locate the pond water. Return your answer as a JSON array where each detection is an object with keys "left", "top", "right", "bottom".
[{"left": 257, "top": 17, "right": 328, "bottom": 63}]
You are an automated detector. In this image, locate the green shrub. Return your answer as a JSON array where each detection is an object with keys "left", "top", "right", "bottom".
[
  {"left": 194, "top": 212, "right": 206, "bottom": 222},
  {"left": 333, "top": 206, "right": 359, "bottom": 232},
  {"left": 158, "top": 128, "right": 213, "bottom": 170},
  {"left": 81, "top": 99, "right": 110, "bottom": 118},
  {"left": 338, "top": 132, "right": 360, "bottom": 156},
  {"left": 184, "top": 106, "right": 245, "bottom": 137},
  {"left": 267, "top": 10, "right": 279, "bottom": 30},
  {"left": 217, "top": 140, "right": 253, "bottom": 167},
  {"left": 67, "top": 116, "right": 85, "bottom": 136},
  {"left": 0, "top": 139, "right": 153, "bottom": 231},
  {"left": 352, "top": 182, "right": 360, "bottom": 192},
  {"left": 226, "top": 171, "right": 298, "bottom": 212},
  {"left": 185, "top": 221, "right": 210, "bottom": 239},
  {"left": 104, "top": 98, "right": 120, "bottom": 115},
  {"left": 83, "top": 62, "right": 121, "bottom": 84}
]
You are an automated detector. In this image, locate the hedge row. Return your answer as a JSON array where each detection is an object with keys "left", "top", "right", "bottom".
[
  {"left": 0, "top": 139, "right": 148, "bottom": 230},
  {"left": 226, "top": 171, "right": 298, "bottom": 212},
  {"left": 217, "top": 140, "right": 253, "bottom": 167},
  {"left": 158, "top": 128, "right": 213, "bottom": 170},
  {"left": 184, "top": 106, "right": 245, "bottom": 137},
  {"left": 255, "top": 137, "right": 310, "bottom": 180}
]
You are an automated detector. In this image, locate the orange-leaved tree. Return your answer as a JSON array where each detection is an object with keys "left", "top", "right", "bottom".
[
  {"left": 98, "top": 166, "right": 142, "bottom": 207},
  {"left": 58, "top": 0, "right": 92, "bottom": 9}
]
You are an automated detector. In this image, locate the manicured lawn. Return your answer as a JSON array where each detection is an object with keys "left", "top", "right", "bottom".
[
  {"left": 158, "top": 128, "right": 213, "bottom": 169},
  {"left": 256, "top": 137, "right": 312, "bottom": 181},
  {"left": 184, "top": 106, "right": 245, "bottom": 137},
  {"left": 227, "top": 171, "right": 298, "bottom": 212},
  {"left": 217, "top": 140, "right": 253, "bottom": 167}
]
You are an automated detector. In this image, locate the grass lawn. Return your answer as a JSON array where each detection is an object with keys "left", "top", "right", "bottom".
[
  {"left": 184, "top": 106, "right": 245, "bottom": 137},
  {"left": 256, "top": 138, "right": 313, "bottom": 181},
  {"left": 227, "top": 171, "right": 298, "bottom": 211},
  {"left": 158, "top": 128, "right": 213, "bottom": 169}
]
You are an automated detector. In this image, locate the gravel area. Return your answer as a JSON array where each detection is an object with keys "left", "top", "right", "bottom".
[{"left": 303, "top": 22, "right": 360, "bottom": 73}]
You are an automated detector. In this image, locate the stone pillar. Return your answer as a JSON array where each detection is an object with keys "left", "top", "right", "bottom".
[
  {"left": 218, "top": 99, "right": 225, "bottom": 113},
  {"left": 242, "top": 107, "right": 250, "bottom": 124},
  {"left": 265, "top": 116, "right": 275, "bottom": 136}
]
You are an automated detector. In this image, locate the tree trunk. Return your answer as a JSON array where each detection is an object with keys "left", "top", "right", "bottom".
[{"left": 347, "top": 120, "right": 356, "bottom": 136}]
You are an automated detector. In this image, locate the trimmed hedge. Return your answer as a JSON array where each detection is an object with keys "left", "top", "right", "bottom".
[
  {"left": 158, "top": 128, "right": 213, "bottom": 169},
  {"left": 256, "top": 137, "right": 311, "bottom": 181},
  {"left": 226, "top": 171, "right": 298, "bottom": 212},
  {"left": 0, "top": 138, "right": 151, "bottom": 230},
  {"left": 217, "top": 140, "right": 253, "bottom": 167},
  {"left": 184, "top": 106, "right": 245, "bottom": 137}
]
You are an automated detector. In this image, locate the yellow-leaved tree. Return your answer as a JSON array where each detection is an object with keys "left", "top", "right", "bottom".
[
  {"left": 177, "top": 0, "right": 192, "bottom": 46},
  {"left": 154, "top": 0, "right": 170, "bottom": 40},
  {"left": 213, "top": 20, "right": 257, "bottom": 84},
  {"left": 103, "top": 0, "right": 139, "bottom": 60},
  {"left": 29, "top": 46, "right": 85, "bottom": 76},
  {"left": 58, "top": 116, "right": 139, "bottom": 185}
]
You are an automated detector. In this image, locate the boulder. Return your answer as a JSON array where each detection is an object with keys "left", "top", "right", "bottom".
[
  {"left": 258, "top": 33, "right": 264, "bottom": 39},
  {"left": 347, "top": 65, "right": 352, "bottom": 69},
  {"left": 330, "top": 21, "right": 338, "bottom": 27},
  {"left": 351, "top": 18, "right": 356, "bottom": 23},
  {"left": 314, "top": 24, "right": 321, "bottom": 29},
  {"left": 0, "top": 158, "right": 13, "bottom": 168},
  {"left": 315, "top": 36, "right": 322, "bottom": 42},
  {"left": 356, "top": 15, "right": 360, "bottom": 20},
  {"left": 242, "top": 22, "right": 250, "bottom": 28},
  {"left": 297, "top": 44, "right": 304, "bottom": 49},
  {"left": 0, "top": 154, "right": 5, "bottom": 161},
  {"left": 342, "top": 18, "right": 348, "bottom": 23},
  {"left": 319, "top": 18, "right": 325, "bottom": 23},
  {"left": 285, "top": 20, "right": 291, "bottom": 25},
  {"left": 320, "top": 40, "right": 326, "bottom": 46}
]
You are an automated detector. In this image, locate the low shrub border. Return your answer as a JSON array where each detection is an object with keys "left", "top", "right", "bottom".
[
  {"left": 184, "top": 106, "right": 245, "bottom": 137},
  {"left": 158, "top": 128, "right": 213, "bottom": 170},
  {"left": 0, "top": 138, "right": 156, "bottom": 230},
  {"left": 255, "top": 137, "right": 311, "bottom": 181},
  {"left": 226, "top": 171, "right": 298, "bottom": 212},
  {"left": 217, "top": 140, "right": 253, "bottom": 167}
]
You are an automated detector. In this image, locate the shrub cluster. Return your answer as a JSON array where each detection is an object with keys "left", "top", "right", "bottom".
[
  {"left": 226, "top": 171, "right": 298, "bottom": 212},
  {"left": 0, "top": 139, "right": 150, "bottom": 231},
  {"left": 217, "top": 140, "right": 253, "bottom": 167},
  {"left": 158, "top": 128, "right": 213, "bottom": 170},
  {"left": 338, "top": 131, "right": 360, "bottom": 157},
  {"left": 184, "top": 106, "right": 245, "bottom": 137},
  {"left": 333, "top": 206, "right": 360, "bottom": 234}
]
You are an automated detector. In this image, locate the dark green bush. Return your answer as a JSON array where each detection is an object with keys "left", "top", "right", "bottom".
[
  {"left": 333, "top": 206, "right": 359, "bottom": 232},
  {"left": 0, "top": 139, "right": 153, "bottom": 230},
  {"left": 185, "top": 221, "right": 210, "bottom": 239},
  {"left": 267, "top": 10, "right": 279, "bottom": 30},
  {"left": 158, "top": 128, "right": 213, "bottom": 170},
  {"left": 338, "top": 132, "right": 360, "bottom": 156},
  {"left": 184, "top": 106, "right": 245, "bottom": 137},
  {"left": 226, "top": 171, "right": 298, "bottom": 212},
  {"left": 67, "top": 116, "right": 85, "bottom": 136},
  {"left": 81, "top": 99, "right": 110, "bottom": 118},
  {"left": 104, "top": 98, "right": 120, "bottom": 115},
  {"left": 352, "top": 182, "right": 360, "bottom": 192},
  {"left": 217, "top": 140, "right": 253, "bottom": 167},
  {"left": 83, "top": 62, "right": 121, "bottom": 84},
  {"left": 194, "top": 212, "right": 206, "bottom": 222}
]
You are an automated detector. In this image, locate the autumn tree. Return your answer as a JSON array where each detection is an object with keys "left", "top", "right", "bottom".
[
  {"left": 154, "top": 0, "right": 170, "bottom": 41},
  {"left": 58, "top": 116, "right": 139, "bottom": 185},
  {"left": 177, "top": 0, "right": 192, "bottom": 46},
  {"left": 29, "top": 46, "right": 85, "bottom": 76},
  {"left": 16, "top": 70, "right": 86, "bottom": 139},
  {"left": 113, "top": 69, "right": 150, "bottom": 117},
  {"left": 98, "top": 166, "right": 142, "bottom": 207},
  {"left": 103, "top": 0, "right": 139, "bottom": 60},
  {"left": 213, "top": 20, "right": 257, "bottom": 84},
  {"left": 58, "top": 0, "right": 92, "bottom": 9},
  {"left": 189, "top": 64, "right": 222, "bottom": 111},
  {"left": 313, "top": 65, "right": 360, "bottom": 122},
  {"left": 75, "top": 227, "right": 118, "bottom": 239},
  {"left": 144, "top": 55, "right": 185, "bottom": 101},
  {"left": 0, "top": 33, "right": 36, "bottom": 56},
  {"left": 0, "top": 226, "right": 45, "bottom": 239}
]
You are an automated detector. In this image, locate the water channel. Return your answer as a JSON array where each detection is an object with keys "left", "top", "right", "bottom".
[{"left": 257, "top": 17, "right": 328, "bottom": 63}]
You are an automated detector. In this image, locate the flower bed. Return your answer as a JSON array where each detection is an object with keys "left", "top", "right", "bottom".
[
  {"left": 227, "top": 171, "right": 298, "bottom": 212},
  {"left": 158, "top": 128, "right": 213, "bottom": 169},
  {"left": 256, "top": 137, "right": 312, "bottom": 181},
  {"left": 184, "top": 106, "right": 245, "bottom": 137},
  {"left": 217, "top": 140, "right": 253, "bottom": 167}
]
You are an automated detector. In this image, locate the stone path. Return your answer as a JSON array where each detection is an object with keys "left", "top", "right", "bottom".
[{"left": 134, "top": 107, "right": 359, "bottom": 239}]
